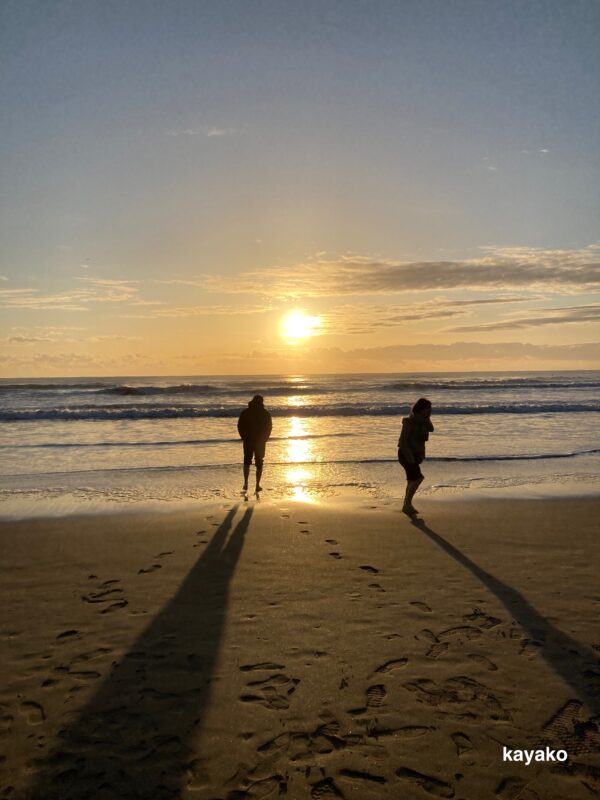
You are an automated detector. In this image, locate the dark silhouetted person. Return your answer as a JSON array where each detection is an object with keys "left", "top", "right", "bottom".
[
  {"left": 237, "top": 394, "right": 272, "bottom": 493},
  {"left": 398, "top": 397, "right": 434, "bottom": 516}
]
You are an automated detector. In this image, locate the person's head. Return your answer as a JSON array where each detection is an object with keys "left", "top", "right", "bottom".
[
  {"left": 412, "top": 397, "right": 432, "bottom": 417},
  {"left": 249, "top": 394, "right": 264, "bottom": 407}
]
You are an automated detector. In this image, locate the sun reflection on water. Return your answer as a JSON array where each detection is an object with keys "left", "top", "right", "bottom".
[{"left": 285, "top": 417, "right": 316, "bottom": 502}]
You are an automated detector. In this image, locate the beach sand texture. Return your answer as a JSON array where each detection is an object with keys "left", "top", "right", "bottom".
[{"left": 1, "top": 498, "right": 599, "bottom": 799}]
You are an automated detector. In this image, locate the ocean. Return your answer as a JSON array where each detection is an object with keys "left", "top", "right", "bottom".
[{"left": 1, "top": 371, "right": 599, "bottom": 517}]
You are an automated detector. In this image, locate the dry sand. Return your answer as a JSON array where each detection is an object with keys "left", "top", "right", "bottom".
[{"left": 1, "top": 496, "right": 599, "bottom": 800}]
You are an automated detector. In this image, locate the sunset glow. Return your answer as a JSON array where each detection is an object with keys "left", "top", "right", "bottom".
[
  {"left": 280, "top": 312, "right": 323, "bottom": 342},
  {"left": 1, "top": 2, "right": 598, "bottom": 377}
]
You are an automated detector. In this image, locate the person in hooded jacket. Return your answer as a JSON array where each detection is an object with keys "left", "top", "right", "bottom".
[
  {"left": 237, "top": 394, "right": 273, "bottom": 493},
  {"left": 397, "top": 397, "right": 434, "bottom": 516}
]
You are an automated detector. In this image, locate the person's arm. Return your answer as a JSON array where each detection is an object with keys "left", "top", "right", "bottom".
[
  {"left": 237, "top": 413, "right": 245, "bottom": 439},
  {"left": 398, "top": 420, "right": 416, "bottom": 462},
  {"left": 426, "top": 418, "right": 434, "bottom": 433}
]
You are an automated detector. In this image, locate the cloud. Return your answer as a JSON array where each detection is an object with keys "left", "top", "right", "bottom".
[
  {"left": 0, "top": 288, "right": 37, "bottom": 297},
  {"left": 3, "top": 335, "right": 54, "bottom": 344},
  {"left": 199, "top": 245, "right": 600, "bottom": 299},
  {"left": 0, "top": 278, "right": 140, "bottom": 310},
  {"left": 120, "top": 303, "right": 273, "bottom": 319},
  {"left": 153, "top": 278, "right": 206, "bottom": 287},
  {"left": 1, "top": 351, "right": 153, "bottom": 372},
  {"left": 167, "top": 126, "right": 238, "bottom": 138},
  {"left": 334, "top": 340, "right": 600, "bottom": 363},
  {"left": 215, "top": 340, "right": 600, "bottom": 373},
  {"left": 323, "top": 296, "right": 536, "bottom": 334},
  {"left": 1, "top": 330, "right": 140, "bottom": 345},
  {"left": 448, "top": 303, "right": 600, "bottom": 332},
  {"left": 87, "top": 334, "right": 141, "bottom": 342}
]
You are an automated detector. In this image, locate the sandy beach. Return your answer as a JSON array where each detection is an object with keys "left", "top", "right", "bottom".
[{"left": 1, "top": 495, "right": 599, "bottom": 800}]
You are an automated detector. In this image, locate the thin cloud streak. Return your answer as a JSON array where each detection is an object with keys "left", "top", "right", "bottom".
[
  {"left": 323, "top": 296, "right": 537, "bottom": 334},
  {"left": 200, "top": 245, "right": 600, "bottom": 299},
  {"left": 0, "top": 279, "right": 140, "bottom": 310},
  {"left": 448, "top": 303, "right": 600, "bottom": 332},
  {"left": 120, "top": 303, "right": 273, "bottom": 319},
  {"left": 166, "top": 126, "right": 239, "bottom": 138}
]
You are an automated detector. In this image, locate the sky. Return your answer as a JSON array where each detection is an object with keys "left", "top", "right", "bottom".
[{"left": 1, "top": 0, "right": 599, "bottom": 376}]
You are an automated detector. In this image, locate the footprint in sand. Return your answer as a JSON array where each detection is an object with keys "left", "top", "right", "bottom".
[
  {"left": 373, "top": 658, "right": 408, "bottom": 675},
  {"left": 396, "top": 767, "right": 455, "bottom": 798},
  {"left": 451, "top": 732, "right": 476, "bottom": 765},
  {"left": 56, "top": 630, "right": 81, "bottom": 642},
  {"left": 467, "top": 653, "right": 498, "bottom": 671},
  {"left": 373, "top": 724, "right": 432, "bottom": 739},
  {"left": 19, "top": 701, "right": 45, "bottom": 726},
  {"left": 404, "top": 676, "right": 510, "bottom": 721},
  {"left": 329, "top": 552, "right": 342, "bottom": 559},
  {"left": 325, "top": 539, "right": 337, "bottom": 544},
  {"left": 70, "top": 646, "right": 112, "bottom": 664},
  {"left": 155, "top": 551, "right": 174, "bottom": 558},
  {"left": 81, "top": 587, "right": 124, "bottom": 604},
  {"left": 339, "top": 768, "right": 386, "bottom": 785},
  {"left": 410, "top": 601, "right": 432, "bottom": 612},
  {"left": 426, "top": 642, "right": 449, "bottom": 659},
  {"left": 359, "top": 565, "right": 379, "bottom": 574},
  {"left": 67, "top": 669, "right": 101, "bottom": 681},
  {"left": 541, "top": 699, "right": 600, "bottom": 755},
  {"left": 519, "top": 638, "right": 542, "bottom": 659},
  {"left": 310, "top": 777, "right": 344, "bottom": 798},
  {"left": 240, "top": 662, "right": 286, "bottom": 672},
  {"left": 138, "top": 564, "right": 162, "bottom": 574},
  {"left": 100, "top": 599, "right": 128, "bottom": 614},
  {"left": 240, "top": 673, "right": 300, "bottom": 710},
  {"left": 463, "top": 608, "right": 501, "bottom": 629},
  {"left": 366, "top": 684, "right": 387, "bottom": 708},
  {"left": 438, "top": 626, "right": 482, "bottom": 643},
  {"left": 369, "top": 583, "right": 385, "bottom": 592},
  {"left": 184, "top": 757, "right": 210, "bottom": 791}
]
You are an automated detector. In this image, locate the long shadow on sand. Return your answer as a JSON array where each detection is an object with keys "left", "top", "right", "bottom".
[
  {"left": 412, "top": 517, "right": 600, "bottom": 717},
  {"left": 24, "top": 505, "right": 252, "bottom": 800}
]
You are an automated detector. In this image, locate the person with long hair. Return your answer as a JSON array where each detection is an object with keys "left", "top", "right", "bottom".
[{"left": 397, "top": 397, "right": 434, "bottom": 516}]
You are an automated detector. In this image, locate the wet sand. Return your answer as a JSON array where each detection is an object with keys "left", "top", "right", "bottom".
[{"left": 1, "top": 496, "right": 599, "bottom": 799}]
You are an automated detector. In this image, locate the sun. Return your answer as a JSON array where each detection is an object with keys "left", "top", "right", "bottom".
[{"left": 280, "top": 311, "right": 322, "bottom": 341}]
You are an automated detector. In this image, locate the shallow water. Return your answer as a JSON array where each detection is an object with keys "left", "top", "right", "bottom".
[{"left": 1, "top": 371, "right": 598, "bottom": 517}]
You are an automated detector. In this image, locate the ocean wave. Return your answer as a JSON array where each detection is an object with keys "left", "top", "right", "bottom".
[
  {"left": 0, "top": 382, "right": 110, "bottom": 392},
  {"left": 1, "top": 401, "right": 599, "bottom": 421},
  {"left": 0, "top": 432, "right": 352, "bottom": 449},
  {"left": 96, "top": 383, "right": 334, "bottom": 397},
  {"left": 2, "top": 447, "right": 598, "bottom": 480},
  {"left": 378, "top": 378, "right": 600, "bottom": 392},
  {"left": 1, "top": 374, "right": 598, "bottom": 398}
]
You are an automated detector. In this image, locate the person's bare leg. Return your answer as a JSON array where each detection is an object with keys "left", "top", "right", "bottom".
[
  {"left": 402, "top": 481, "right": 416, "bottom": 514},
  {"left": 255, "top": 459, "right": 263, "bottom": 492},
  {"left": 407, "top": 476, "right": 424, "bottom": 511},
  {"left": 243, "top": 463, "right": 250, "bottom": 491},
  {"left": 403, "top": 477, "right": 424, "bottom": 514}
]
